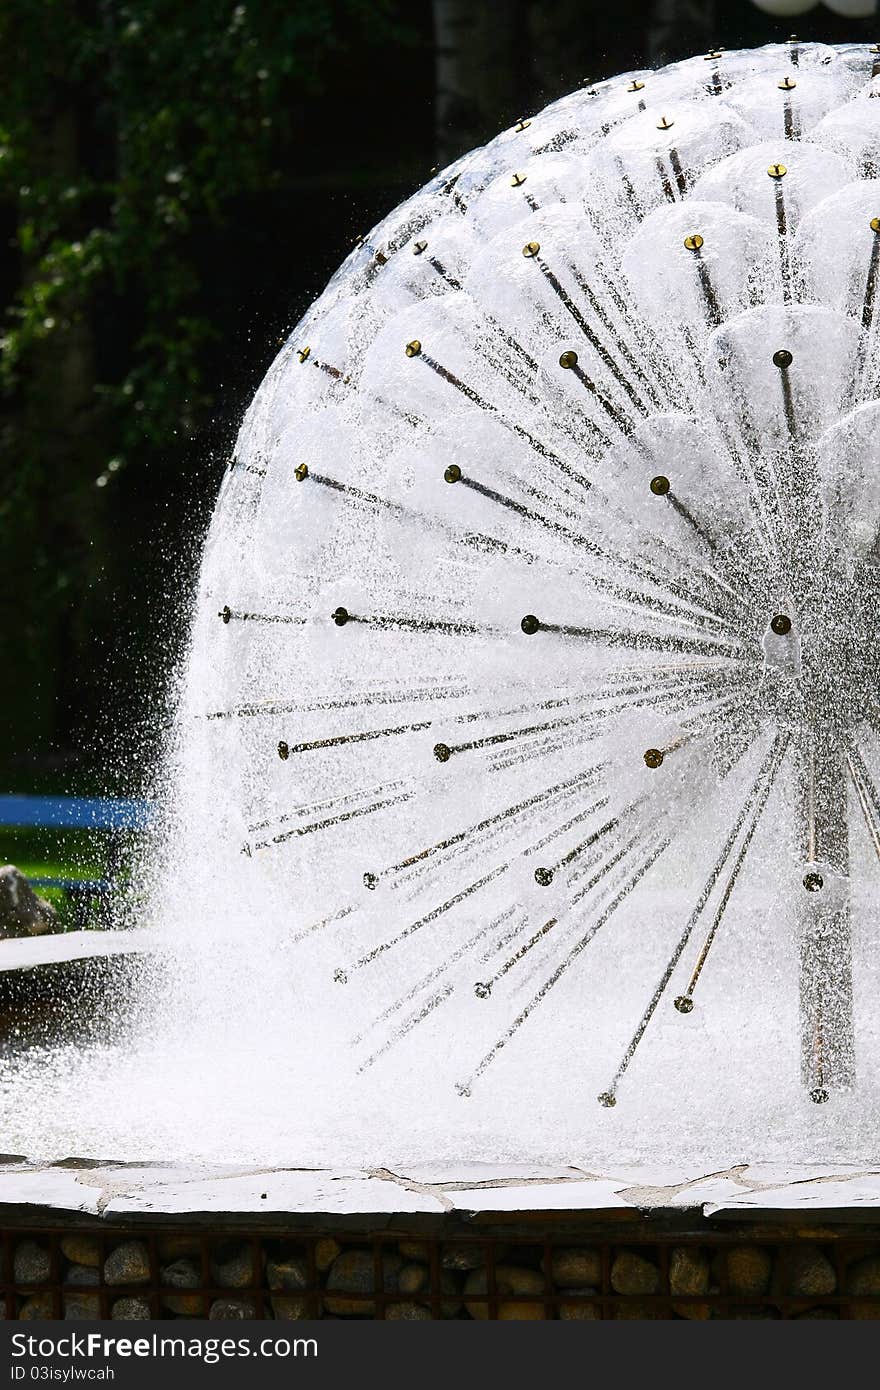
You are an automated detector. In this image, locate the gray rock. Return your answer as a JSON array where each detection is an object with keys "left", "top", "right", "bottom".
[
  {"left": 385, "top": 1301, "right": 432, "bottom": 1320},
  {"left": 442, "top": 1242, "right": 502, "bottom": 1271},
  {"left": 64, "top": 1294, "right": 100, "bottom": 1320},
  {"left": 160, "top": 1258, "right": 203, "bottom": 1316},
  {"left": 398, "top": 1263, "right": 461, "bottom": 1317},
  {"left": 163, "top": 1294, "right": 206, "bottom": 1316},
  {"left": 14, "top": 1240, "right": 51, "bottom": 1285},
  {"left": 161, "top": 1258, "right": 200, "bottom": 1289},
  {"left": 725, "top": 1245, "right": 773, "bottom": 1296},
  {"left": 266, "top": 1255, "right": 308, "bottom": 1292},
  {"left": 611, "top": 1250, "right": 659, "bottom": 1296},
  {"left": 670, "top": 1245, "right": 712, "bottom": 1318},
  {"left": 104, "top": 1240, "right": 150, "bottom": 1286},
  {"left": 111, "top": 1298, "right": 151, "bottom": 1320},
  {"left": 210, "top": 1243, "right": 256, "bottom": 1289},
  {"left": 398, "top": 1241, "right": 429, "bottom": 1262},
  {"left": 463, "top": 1265, "right": 546, "bottom": 1320},
  {"left": 847, "top": 1255, "right": 880, "bottom": 1296},
  {"left": 271, "top": 1295, "right": 311, "bottom": 1320},
  {"left": 209, "top": 1298, "right": 257, "bottom": 1319},
  {"left": 786, "top": 1245, "right": 836, "bottom": 1297},
  {"left": 315, "top": 1239, "right": 341, "bottom": 1272},
  {"left": 157, "top": 1236, "right": 202, "bottom": 1262},
  {"left": 60, "top": 1236, "right": 102, "bottom": 1268},
  {"left": 670, "top": 1247, "right": 710, "bottom": 1296},
  {"left": 398, "top": 1262, "right": 430, "bottom": 1296},
  {"left": 544, "top": 1247, "right": 601, "bottom": 1288},
  {"left": 847, "top": 1256, "right": 880, "bottom": 1318},
  {"left": 324, "top": 1251, "right": 403, "bottom": 1316},
  {"left": 18, "top": 1295, "right": 55, "bottom": 1319},
  {"left": 0, "top": 866, "right": 57, "bottom": 938},
  {"left": 65, "top": 1264, "right": 99, "bottom": 1287}
]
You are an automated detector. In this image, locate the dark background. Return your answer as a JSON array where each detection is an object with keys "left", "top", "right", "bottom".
[{"left": 0, "top": 0, "right": 873, "bottom": 798}]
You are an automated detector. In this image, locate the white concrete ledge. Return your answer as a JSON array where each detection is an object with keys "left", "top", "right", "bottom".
[
  {"left": 0, "top": 929, "right": 160, "bottom": 974},
  {"left": 2, "top": 1159, "right": 880, "bottom": 1223}
]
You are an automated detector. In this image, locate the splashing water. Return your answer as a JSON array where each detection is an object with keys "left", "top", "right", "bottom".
[{"left": 5, "top": 40, "right": 880, "bottom": 1168}]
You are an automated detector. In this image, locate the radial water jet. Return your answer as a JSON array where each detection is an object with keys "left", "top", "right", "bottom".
[{"left": 2, "top": 40, "right": 880, "bottom": 1168}]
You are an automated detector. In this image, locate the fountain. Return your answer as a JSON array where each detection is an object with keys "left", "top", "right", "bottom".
[{"left": 1, "top": 39, "right": 880, "bottom": 1321}]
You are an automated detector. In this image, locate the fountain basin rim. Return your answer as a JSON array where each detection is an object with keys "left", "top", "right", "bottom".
[
  {"left": 0, "top": 928, "right": 160, "bottom": 974},
  {"left": 3, "top": 1159, "right": 880, "bottom": 1226}
]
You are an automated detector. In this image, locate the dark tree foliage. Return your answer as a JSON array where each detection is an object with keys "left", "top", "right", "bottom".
[
  {"left": 0, "top": 0, "right": 412, "bottom": 781},
  {"left": 0, "top": 0, "right": 406, "bottom": 455}
]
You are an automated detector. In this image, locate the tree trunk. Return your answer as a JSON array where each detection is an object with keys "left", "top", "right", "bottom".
[{"left": 433, "top": 0, "right": 527, "bottom": 167}]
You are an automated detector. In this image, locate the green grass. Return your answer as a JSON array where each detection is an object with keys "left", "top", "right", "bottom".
[{"left": 0, "top": 826, "right": 110, "bottom": 929}]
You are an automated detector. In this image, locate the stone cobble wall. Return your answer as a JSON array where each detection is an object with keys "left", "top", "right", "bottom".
[{"left": 6, "top": 1227, "right": 880, "bottom": 1319}]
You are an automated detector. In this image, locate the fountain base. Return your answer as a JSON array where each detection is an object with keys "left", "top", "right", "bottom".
[{"left": 3, "top": 1158, "right": 880, "bottom": 1318}]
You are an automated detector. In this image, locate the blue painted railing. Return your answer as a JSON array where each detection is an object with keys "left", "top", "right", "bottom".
[
  {"left": 0, "top": 794, "right": 155, "bottom": 832},
  {"left": 0, "top": 795, "right": 156, "bottom": 911}
]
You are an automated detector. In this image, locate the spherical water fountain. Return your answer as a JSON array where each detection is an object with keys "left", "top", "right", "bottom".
[{"left": 5, "top": 40, "right": 880, "bottom": 1171}]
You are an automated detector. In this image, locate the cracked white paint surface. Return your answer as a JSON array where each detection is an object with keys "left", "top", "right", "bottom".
[
  {"left": 3, "top": 1159, "right": 880, "bottom": 1219},
  {"left": 0, "top": 929, "right": 160, "bottom": 973}
]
